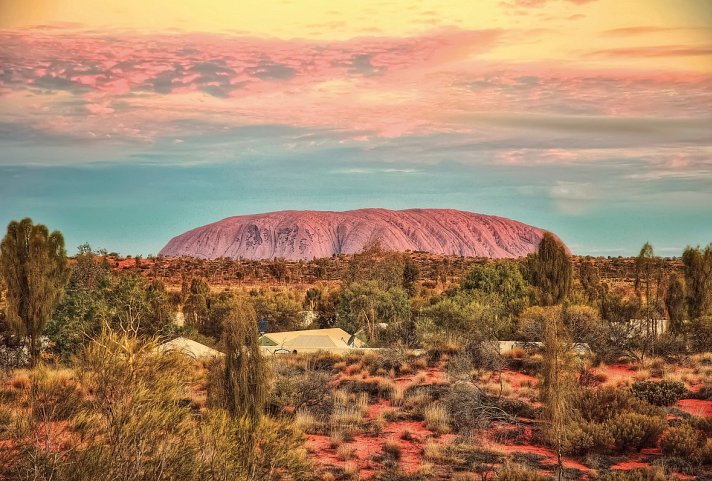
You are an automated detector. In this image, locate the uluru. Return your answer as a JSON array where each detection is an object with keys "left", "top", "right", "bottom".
[{"left": 158, "top": 208, "right": 565, "bottom": 260}]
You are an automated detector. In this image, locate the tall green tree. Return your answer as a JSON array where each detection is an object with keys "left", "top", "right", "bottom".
[
  {"left": 184, "top": 278, "right": 210, "bottom": 332},
  {"left": 224, "top": 296, "right": 266, "bottom": 422},
  {"left": 578, "top": 259, "right": 604, "bottom": 306},
  {"left": 0, "top": 218, "right": 69, "bottom": 365},
  {"left": 682, "top": 244, "right": 712, "bottom": 319},
  {"left": 540, "top": 310, "right": 577, "bottom": 481},
  {"left": 528, "top": 233, "right": 572, "bottom": 306},
  {"left": 634, "top": 242, "right": 664, "bottom": 319},
  {"left": 402, "top": 257, "right": 419, "bottom": 297},
  {"left": 665, "top": 275, "right": 687, "bottom": 334}
]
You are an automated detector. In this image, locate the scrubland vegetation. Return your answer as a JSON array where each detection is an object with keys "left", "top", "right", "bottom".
[{"left": 0, "top": 218, "right": 711, "bottom": 480}]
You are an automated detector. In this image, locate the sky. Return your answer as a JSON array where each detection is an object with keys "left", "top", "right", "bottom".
[{"left": 0, "top": 0, "right": 711, "bottom": 257}]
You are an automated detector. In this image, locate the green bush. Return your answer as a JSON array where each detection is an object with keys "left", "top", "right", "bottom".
[
  {"left": 606, "top": 412, "right": 666, "bottom": 452},
  {"left": 562, "top": 421, "right": 615, "bottom": 455},
  {"left": 575, "top": 386, "right": 663, "bottom": 422},
  {"left": 631, "top": 380, "right": 686, "bottom": 406},
  {"left": 660, "top": 425, "right": 700, "bottom": 458}
]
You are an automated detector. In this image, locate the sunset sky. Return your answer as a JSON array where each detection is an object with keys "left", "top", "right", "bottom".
[{"left": 1, "top": 0, "right": 711, "bottom": 255}]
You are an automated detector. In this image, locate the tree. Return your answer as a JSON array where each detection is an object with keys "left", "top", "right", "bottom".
[
  {"left": 528, "top": 233, "right": 571, "bottom": 306},
  {"left": 303, "top": 287, "right": 321, "bottom": 312},
  {"left": 103, "top": 273, "right": 174, "bottom": 337},
  {"left": 402, "top": 257, "right": 419, "bottom": 296},
  {"left": 73, "top": 243, "right": 110, "bottom": 292},
  {"left": 540, "top": 311, "right": 577, "bottom": 481},
  {"left": 0, "top": 218, "right": 69, "bottom": 365},
  {"left": 665, "top": 275, "right": 687, "bottom": 334},
  {"left": 184, "top": 278, "right": 210, "bottom": 333},
  {"left": 250, "top": 290, "right": 302, "bottom": 332},
  {"left": 635, "top": 243, "right": 664, "bottom": 320},
  {"left": 682, "top": 244, "right": 712, "bottom": 319},
  {"left": 223, "top": 296, "right": 266, "bottom": 422},
  {"left": 461, "top": 260, "right": 529, "bottom": 317},
  {"left": 343, "top": 242, "right": 405, "bottom": 291},
  {"left": 337, "top": 281, "right": 410, "bottom": 344},
  {"left": 563, "top": 304, "right": 608, "bottom": 355},
  {"left": 578, "top": 259, "right": 604, "bottom": 306}
]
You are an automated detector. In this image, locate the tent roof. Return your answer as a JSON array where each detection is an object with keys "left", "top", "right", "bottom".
[
  {"left": 158, "top": 337, "right": 222, "bottom": 359},
  {"left": 261, "top": 327, "right": 362, "bottom": 349}
]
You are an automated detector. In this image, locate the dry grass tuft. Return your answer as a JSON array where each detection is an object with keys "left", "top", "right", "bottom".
[{"left": 424, "top": 403, "right": 451, "bottom": 435}]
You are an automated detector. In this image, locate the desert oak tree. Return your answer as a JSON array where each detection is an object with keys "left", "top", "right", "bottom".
[{"left": 0, "top": 218, "right": 69, "bottom": 365}]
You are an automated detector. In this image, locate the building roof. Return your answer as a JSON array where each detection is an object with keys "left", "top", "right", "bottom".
[
  {"left": 158, "top": 337, "right": 223, "bottom": 359},
  {"left": 260, "top": 327, "right": 363, "bottom": 352}
]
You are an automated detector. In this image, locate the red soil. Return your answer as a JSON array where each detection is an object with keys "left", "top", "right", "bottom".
[
  {"left": 599, "top": 363, "right": 637, "bottom": 385},
  {"left": 424, "top": 367, "right": 444, "bottom": 384},
  {"left": 611, "top": 460, "right": 650, "bottom": 470},
  {"left": 308, "top": 365, "right": 453, "bottom": 479},
  {"left": 306, "top": 419, "right": 448, "bottom": 478},
  {"left": 609, "top": 448, "right": 661, "bottom": 471},
  {"left": 393, "top": 376, "right": 414, "bottom": 388},
  {"left": 500, "top": 370, "right": 538, "bottom": 388},
  {"left": 676, "top": 399, "right": 712, "bottom": 418},
  {"left": 486, "top": 441, "right": 591, "bottom": 473},
  {"left": 366, "top": 400, "right": 391, "bottom": 421}
]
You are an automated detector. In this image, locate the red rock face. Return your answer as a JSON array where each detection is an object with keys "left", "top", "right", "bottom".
[{"left": 158, "top": 208, "right": 566, "bottom": 260}]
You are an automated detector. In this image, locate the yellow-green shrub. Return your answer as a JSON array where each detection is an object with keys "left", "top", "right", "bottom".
[
  {"left": 659, "top": 425, "right": 700, "bottom": 458},
  {"left": 607, "top": 412, "right": 666, "bottom": 452}
]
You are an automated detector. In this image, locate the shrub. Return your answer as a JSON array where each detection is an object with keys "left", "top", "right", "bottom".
[
  {"left": 561, "top": 421, "right": 614, "bottom": 455},
  {"left": 30, "top": 367, "right": 83, "bottom": 421},
  {"left": 444, "top": 383, "right": 518, "bottom": 434},
  {"left": 294, "top": 409, "right": 321, "bottom": 434},
  {"left": 698, "top": 437, "right": 712, "bottom": 465},
  {"left": 595, "top": 467, "right": 667, "bottom": 481},
  {"left": 307, "top": 351, "right": 343, "bottom": 371},
  {"left": 423, "top": 403, "right": 450, "bottom": 435},
  {"left": 631, "top": 380, "right": 686, "bottom": 406},
  {"left": 196, "top": 411, "right": 313, "bottom": 481},
  {"left": 269, "top": 369, "right": 333, "bottom": 416},
  {"left": 606, "top": 412, "right": 666, "bottom": 452},
  {"left": 659, "top": 425, "right": 700, "bottom": 458},
  {"left": 574, "top": 386, "right": 663, "bottom": 423},
  {"left": 495, "top": 462, "right": 548, "bottom": 481},
  {"left": 337, "top": 444, "right": 355, "bottom": 461},
  {"left": 383, "top": 439, "right": 402, "bottom": 460}
]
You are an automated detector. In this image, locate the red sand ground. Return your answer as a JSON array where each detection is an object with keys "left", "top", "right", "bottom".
[
  {"left": 500, "top": 369, "right": 538, "bottom": 388},
  {"left": 310, "top": 362, "right": 711, "bottom": 479},
  {"left": 598, "top": 363, "right": 637, "bottom": 385},
  {"left": 307, "top": 362, "right": 453, "bottom": 479},
  {"left": 676, "top": 399, "right": 712, "bottom": 418},
  {"left": 486, "top": 441, "right": 592, "bottom": 473}
]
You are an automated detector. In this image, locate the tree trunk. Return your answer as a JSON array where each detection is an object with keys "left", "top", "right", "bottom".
[{"left": 29, "top": 332, "right": 38, "bottom": 367}]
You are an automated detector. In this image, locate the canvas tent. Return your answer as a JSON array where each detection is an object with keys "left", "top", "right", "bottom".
[
  {"left": 158, "top": 337, "right": 223, "bottom": 359},
  {"left": 260, "top": 327, "right": 363, "bottom": 354}
]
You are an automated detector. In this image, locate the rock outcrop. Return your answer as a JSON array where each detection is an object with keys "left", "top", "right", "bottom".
[{"left": 159, "top": 208, "right": 565, "bottom": 260}]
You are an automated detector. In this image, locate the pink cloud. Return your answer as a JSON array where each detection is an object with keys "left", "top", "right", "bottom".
[{"left": 0, "top": 27, "right": 710, "bottom": 146}]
